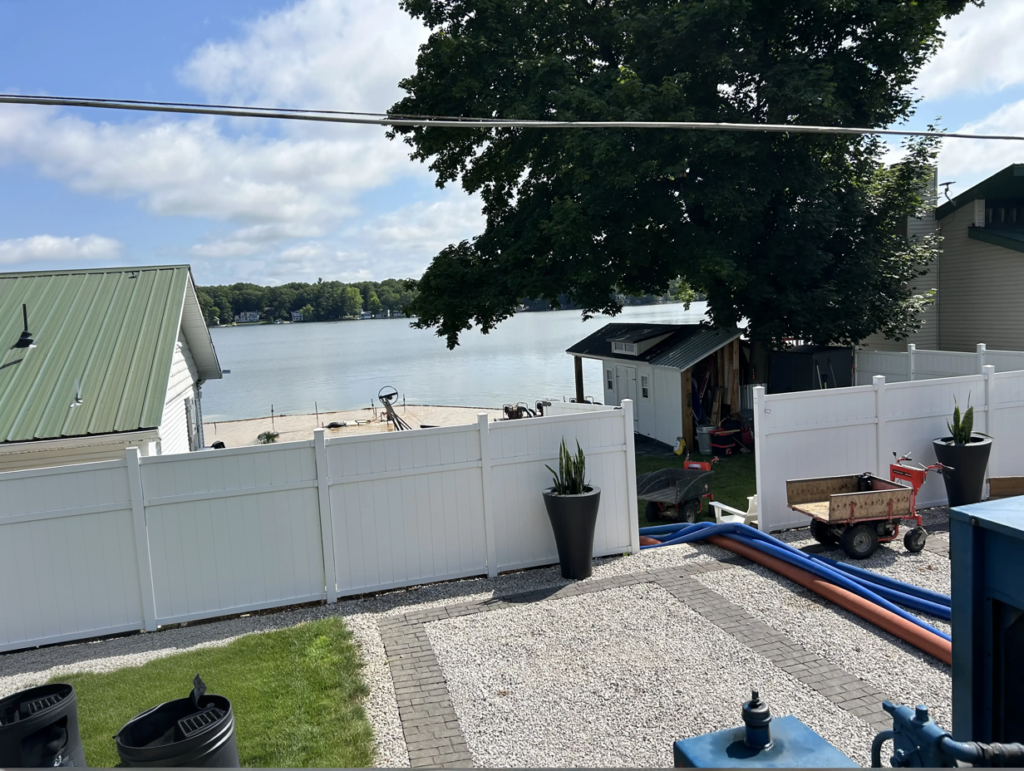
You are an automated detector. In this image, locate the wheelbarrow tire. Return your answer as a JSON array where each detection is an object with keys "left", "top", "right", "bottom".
[
  {"left": 681, "top": 500, "right": 700, "bottom": 524},
  {"left": 810, "top": 519, "right": 838, "bottom": 546},
  {"left": 840, "top": 524, "right": 879, "bottom": 560},
  {"left": 645, "top": 501, "right": 664, "bottom": 523},
  {"left": 904, "top": 527, "right": 927, "bottom": 553}
]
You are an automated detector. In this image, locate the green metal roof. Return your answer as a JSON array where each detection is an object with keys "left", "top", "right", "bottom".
[
  {"left": 0, "top": 265, "right": 194, "bottom": 443},
  {"left": 936, "top": 164, "right": 1024, "bottom": 221}
]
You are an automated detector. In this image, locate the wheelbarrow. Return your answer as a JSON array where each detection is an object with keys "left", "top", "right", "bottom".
[
  {"left": 637, "top": 467, "right": 715, "bottom": 523},
  {"left": 785, "top": 454, "right": 945, "bottom": 559}
]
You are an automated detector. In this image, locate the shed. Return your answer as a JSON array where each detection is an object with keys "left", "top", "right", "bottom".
[
  {"left": 0, "top": 265, "right": 222, "bottom": 472},
  {"left": 567, "top": 323, "right": 744, "bottom": 449}
]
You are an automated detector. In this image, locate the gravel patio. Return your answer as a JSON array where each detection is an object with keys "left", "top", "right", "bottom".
[{"left": 0, "top": 513, "right": 951, "bottom": 768}]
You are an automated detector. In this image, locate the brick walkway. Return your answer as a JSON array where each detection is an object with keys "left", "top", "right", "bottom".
[{"left": 378, "top": 553, "right": 904, "bottom": 768}]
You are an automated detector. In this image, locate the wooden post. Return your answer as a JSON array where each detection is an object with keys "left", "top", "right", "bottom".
[
  {"left": 574, "top": 355, "right": 585, "bottom": 403},
  {"left": 728, "top": 339, "right": 740, "bottom": 415},
  {"left": 681, "top": 368, "right": 694, "bottom": 454}
]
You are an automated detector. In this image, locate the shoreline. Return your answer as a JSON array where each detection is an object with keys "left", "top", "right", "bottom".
[{"left": 203, "top": 404, "right": 505, "bottom": 448}]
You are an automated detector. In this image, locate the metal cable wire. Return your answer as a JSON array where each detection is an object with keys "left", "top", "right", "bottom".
[{"left": 1, "top": 93, "right": 1022, "bottom": 140}]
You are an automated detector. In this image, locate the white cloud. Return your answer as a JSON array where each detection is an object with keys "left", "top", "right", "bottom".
[
  {"left": 180, "top": 0, "right": 426, "bottom": 112},
  {"left": 936, "top": 99, "right": 1024, "bottom": 194},
  {"left": 0, "top": 235, "right": 122, "bottom": 265},
  {"left": 915, "top": 0, "right": 1024, "bottom": 100}
]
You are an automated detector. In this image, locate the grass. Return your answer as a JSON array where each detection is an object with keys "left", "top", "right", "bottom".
[
  {"left": 52, "top": 618, "right": 374, "bottom": 768},
  {"left": 636, "top": 450, "right": 756, "bottom": 528}
]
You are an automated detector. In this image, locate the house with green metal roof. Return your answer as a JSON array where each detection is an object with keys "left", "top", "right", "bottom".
[
  {"left": 0, "top": 265, "right": 222, "bottom": 472},
  {"left": 860, "top": 163, "right": 1024, "bottom": 353}
]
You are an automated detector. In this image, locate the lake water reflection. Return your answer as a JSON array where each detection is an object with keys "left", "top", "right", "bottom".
[{"left": 203, "top": 302, "right": 710, "bottom": 421}]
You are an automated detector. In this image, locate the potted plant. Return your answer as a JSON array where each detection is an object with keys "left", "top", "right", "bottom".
[
  {"left": 933, "top": 396, "right": 992, "bottom": 507},
  {"left": 543, "top": 439, "right": 601, "bottom": 580}
]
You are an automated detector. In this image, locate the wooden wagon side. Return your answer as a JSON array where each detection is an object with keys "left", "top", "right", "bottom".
[{"left": 786, "top": 474, "right": 912, "bottom": 522}]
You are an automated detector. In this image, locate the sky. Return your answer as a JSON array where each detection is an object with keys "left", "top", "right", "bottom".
[{"left": 0, "top": 0, "right": 1022, "bottom": 287}]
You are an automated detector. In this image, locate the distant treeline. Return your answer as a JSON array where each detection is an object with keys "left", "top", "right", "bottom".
[{"left": 195, "top": 278, "right": 419, "bottom": 324}]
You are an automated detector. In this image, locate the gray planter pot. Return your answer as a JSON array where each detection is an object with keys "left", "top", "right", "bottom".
[
  {"left": 933, "top": 436, "right": 992, "bottom": 507},
  {"left": 542, "top": 486, "right": 601, "bottom": 579}
]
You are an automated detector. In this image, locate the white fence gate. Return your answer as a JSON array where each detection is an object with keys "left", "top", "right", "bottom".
[
  {"left": 0, "top": 406, "right": 638, "bottom": 653},
  {"left": 855, "top": 344, "right": 1024, "bottom": 385},
  {"left": 755, "top": 367, "right": 1024, "bottom": 532}
]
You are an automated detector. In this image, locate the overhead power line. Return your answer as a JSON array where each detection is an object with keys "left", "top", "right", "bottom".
[{"left": 0, "top": 93, "right": 1021, "bottom": 141}]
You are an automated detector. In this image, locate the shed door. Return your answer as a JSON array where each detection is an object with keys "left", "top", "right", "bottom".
[{"left": 614, "top": 365, "right": 639, "bottom": 428}]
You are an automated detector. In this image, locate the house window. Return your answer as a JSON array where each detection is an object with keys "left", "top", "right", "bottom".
[
  {"left": 641, "top": 375, "right": 649, "bottom": 399},
  {"left": 607, "top": 370, "right": 613, "bottom": 390}
]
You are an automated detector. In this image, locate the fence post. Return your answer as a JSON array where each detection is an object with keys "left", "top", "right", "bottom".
[
  {"left": 873, "top": 376, "right": 888, "bottom": 477},
  {"left": 125, "top": 448, "right": 158, "bottom": 632},
  {"left": 313, "top": 429, "right": 338, "bottom": 603},
  {"left": 907, "top": 344, "right": 916, "bottom": 381},
  {"left": 983, "top": 366, "right": 996, "bottom": 483},
  {"left": 752, "top": 386, "right": 766, "bottom": 532},
  {"left": 622, "top": 400, "right": 640, "bottom": 554},
  {"left": 478, "top": 414, "right": 499, "bottom": 577},
  {"left": 977, "top": 343, "right": 987, "bottom": 374}
]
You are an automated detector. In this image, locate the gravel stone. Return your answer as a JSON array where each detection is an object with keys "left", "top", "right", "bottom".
[
  {"left": 426, "top": 583, "right": 876, "bottom": 768},
  {"left": 696, "top": 562, "right": 952, "bottom": 731}
]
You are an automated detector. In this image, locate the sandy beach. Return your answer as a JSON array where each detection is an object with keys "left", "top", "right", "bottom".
[{"left": 203, "top": 404, "right": 504, "bottom": 447}]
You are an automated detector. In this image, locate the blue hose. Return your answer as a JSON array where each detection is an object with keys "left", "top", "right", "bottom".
[
  {"left": 637, "top": 522, "right": 951, "bottom": 641},
  {"left": 811, "top": 555, "right": 951, "bottom": 608}
]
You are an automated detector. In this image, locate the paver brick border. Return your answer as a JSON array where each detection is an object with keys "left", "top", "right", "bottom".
[{"left": 378, "top": 552, "right": 902, "bottom": 766}]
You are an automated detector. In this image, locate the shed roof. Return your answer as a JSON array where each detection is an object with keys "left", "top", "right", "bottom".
[
  {"left": 0, "top": 265, "right": 221, "bottom": 444},
  {"left": 567, "top": 323, "right": 741, "bottom": 370},
  {"left": 936, "top": 164, "right": 1024, "bottom": 221}
]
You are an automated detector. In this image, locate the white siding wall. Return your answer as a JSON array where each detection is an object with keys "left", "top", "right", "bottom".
[
  {"left": 938, "top": 204, "right": 1024, "bottom": 351},
  {"left": 859, "top": 212, "right": 940, "bottom": 351},
  {"left": 158, "top": 331, "right": 200, "bottom": 455},
  {"left": 635, "top": 363, "right": 656, "bottom": 438}
]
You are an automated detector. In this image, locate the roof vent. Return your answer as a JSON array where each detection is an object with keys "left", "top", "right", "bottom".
[{"left": 11, "top": 304, "right": 35, "bottom": 349}]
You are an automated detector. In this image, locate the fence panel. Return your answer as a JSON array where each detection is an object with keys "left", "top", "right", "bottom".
[
  {"left": 140, "top": 442, "right": 325, "bottom": 625},
  {"left": 756, "top": 370, "right": 1024, "bottom": 532},
  {"left": 0, "top": 460, "right": 143, "bottom": 652},
  {"left": 855, "top": 351, "right": 909, "bottom": 385},
  {"left": 490, "top": 409, "right": 633, "bottom": 571},
  {"left": 913, "top": 350, "right": 978, "bottom": 380},
  {"left": 544, "top": 401, "right": 615, "bottom": 416},
  {"left": 325, "top": 426, "right": 488, "bottom": 596}
]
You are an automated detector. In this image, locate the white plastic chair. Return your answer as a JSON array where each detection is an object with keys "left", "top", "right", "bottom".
[{"left": 711, "top": 495, "right": 758, "bottom": 528}]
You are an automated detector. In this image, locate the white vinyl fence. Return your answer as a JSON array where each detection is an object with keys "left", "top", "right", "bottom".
[
  {"left": 0, "top": 405, "right": 638, "bottom": 653},
  {"left": 855, "top": 344, "right": 1024, "bottom": 385},
  {"left": 755, "top": 367, "right": 1024, "bottom": 532}
]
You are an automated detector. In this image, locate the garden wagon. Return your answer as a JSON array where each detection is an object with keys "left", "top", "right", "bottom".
[
  {"left": 638, "top": 464, "right": 715, "bottom": 523},
  {"left": 786, "top": 454, "right": 943, "bottom": 559}
]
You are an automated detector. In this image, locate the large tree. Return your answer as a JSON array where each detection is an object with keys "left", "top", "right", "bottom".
[{"left": 389, "top": 0, "right": 975, "bottom": 348}]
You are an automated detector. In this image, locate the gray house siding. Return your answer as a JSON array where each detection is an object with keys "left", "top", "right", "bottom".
[{"left": 938, "top": 202, "right": 1024, "bottom": 352}]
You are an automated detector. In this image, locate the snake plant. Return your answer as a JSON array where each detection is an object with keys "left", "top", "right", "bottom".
[
  {"left": 545, "top": 439, "right": 590, "bottom": 495},
  {"left": 947, "top": 395, "right": 975, "bottom": 445}
]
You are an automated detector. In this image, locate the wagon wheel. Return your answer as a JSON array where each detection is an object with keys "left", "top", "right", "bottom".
[
  {"left": 810, "top": 519, "right": 838, "bottom": 546},
  {"left": 681, "top": 500, "right": 700, "bottom": 524},
  {"left": 903, "top": 527, "right": 927, "bottom": 553},
  {"left": 840, "top": 524, "right": 879, "bottom": 560},
  {"left": 645, "top": 501, "right": 664, "bottom": 523}
]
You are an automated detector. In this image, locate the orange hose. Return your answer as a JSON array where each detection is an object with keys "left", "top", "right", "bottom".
[{"left": 707, "top": 535, "right": 952, "bottom": 665}]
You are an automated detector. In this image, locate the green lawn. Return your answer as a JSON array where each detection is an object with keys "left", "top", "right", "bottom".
[
  {"left": 636, "top": 451, "right": 756, "bottom": 528},
  {"left": 53, "top": 618, "right": 374, "bottom": 768}
]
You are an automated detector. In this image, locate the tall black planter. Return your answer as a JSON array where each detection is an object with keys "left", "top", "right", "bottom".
[
  {"left": 542, "top": 486, "right": 601, "bottom": 579},
  {"left": 933, "top": 436, "right": 992, "bottom": 507}
]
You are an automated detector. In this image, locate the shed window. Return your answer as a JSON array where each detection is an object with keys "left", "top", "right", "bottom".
[
  {"left": 641, "top": 375, "right": 649, "bottom": 398},
  {"left": 607, "top": 370, "right": 613, "bottom": 389},
  {"left": 612, "top": 341, "right": 638, "bottom": 355}
]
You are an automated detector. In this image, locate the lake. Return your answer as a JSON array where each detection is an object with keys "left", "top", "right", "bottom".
[{"left": 202, "top": 302, "right": 710, "bottom": 422}]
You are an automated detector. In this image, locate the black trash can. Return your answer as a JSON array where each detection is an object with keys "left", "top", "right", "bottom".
[
  {"left": 0, "top": 683, "right": 87, "bottom": 767},
  {"left": 115, "top": 675, "right": 239, "bottom": 768}
]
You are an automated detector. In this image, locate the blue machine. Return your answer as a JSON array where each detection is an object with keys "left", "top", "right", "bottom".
[
  {"left": 950, "top": 496, "right": 1024, "bottom": 745},
  {"left": 672, "top": 691, "right": 858, "bottom": 768}
]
